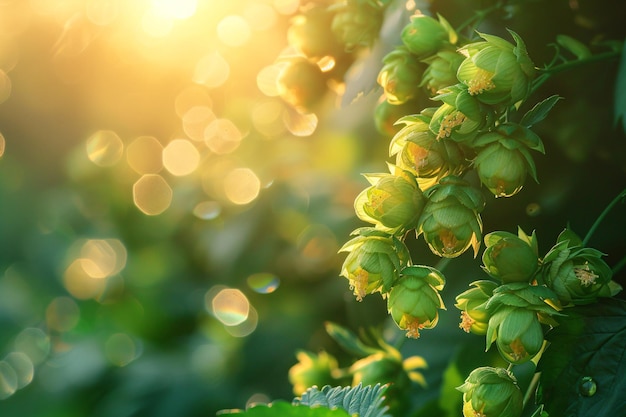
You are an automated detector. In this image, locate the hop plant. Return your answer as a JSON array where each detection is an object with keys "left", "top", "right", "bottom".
[
  {"left": 353, "top": 169, "right": 425, "bottom": 233},
  {"left": 401, "top": 12, "right": 456, "bottom": 59},
  {"left": 389, "top": 112, "right": 469, "bottom": 187},
  {"left": 455, "top": 279, "right": 498, "bottom": 335},
  {"left": 277, "top": 57, "right": 328, "bottom": 112},
  {"left": 330, "top": 0, "right": 385, "bottom": 51},
  {"left": 472, "top": 122, "right": 545, "bottom": 197},
  {"left": 457, "top": 367, "right": 523, "bottom": 417},
  {"left": 378, "top": 46, "right": 425, "bottom": 104},
  {"left": 417, "top": 175, "right": 486, "bottom": 258},
  {"left": 481, "top": 228, "right": 539, "bottom": 283},
  {"left": 456, "top": 30, "right": 535, "bottom": 106},
  {"left": 387, "top": 265, "right": 446, "bottom": 338},
  {"left": 287, "top": 5, "right": 344, "bottom": 60},
  {"left": 373, "top": 96, "right": 422, "bottom": 137},
  {"left": 339, "top": 228, "right": 411, "bottom": 301},
  {"left": 420, "top": 49, "right": 466, "bottom": 94},
  {"left": 541, "top": 230, "right": 621, "bottom": 306},
  {"left": 429, "top": 84, "right": 493, "bottom": 142},
  {"left": 289, "top": 350, "right": 341, "bottom": 395}
]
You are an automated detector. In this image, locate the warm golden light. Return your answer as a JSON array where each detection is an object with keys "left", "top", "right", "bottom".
[
  {"left": 79, "top": 238, "right": 127, "bottom": 279},
  {"left": 0, "top": 132, "right": 5, "bottom": 157},
  {"left": 211, "top": 288, "right": 250, "bottom": 326},
  {"left": 273, "top": 0, "right": 300, "bottom": 15},
  {"left": 183, "top": 105, "right": 217, "bottom": 141},
  {"left": 193, "top": 52, "right": 230, "bottom": 89},
  {"left": 256, "top": 65, "right": 282, "bottom": 97},
  {"left": 133, "top": 174, "right": 173, "bottom": 215},
  {"left": 162, "top": 138, "right": 200, "bottom": 176},
  {"left": 243, "top": 3, "right": 277, "bottom": 31},
  {"left": 204, "top": 118, "right": 242, "bottom": 154},
  {"left": 127, "top": 136, "right": 164, "bottom": 174},
  {"left": 223, "top": 167, "right": 261, "bottom": 205},
  {"left": 151, "top": 0, "right": 197, "bottom": 20},
  {"left": 85, "top": 130, "right": 124, "bottom": 167},
  {"left": 0, "top": 70, "right": 10, "bottom": 104},
  {"left": 192, "top": 201, "right": 221, "bottom": 220},
  {"left": 85, "top": 0, "right": 120, "bottom": 26},
  {"left": 175, "top": 85, "right": 213, "bottom": 118},
  {"left": 217, "top": 15, "right": 251, "bottom": 47},
  {"left": 63, "top": 259, "right": 107, "bottom": 300}
]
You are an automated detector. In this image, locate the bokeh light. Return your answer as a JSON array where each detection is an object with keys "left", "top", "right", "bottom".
[
  {"left": 63, "top": 259, "right": 108, "bottom": 300},
  {"left": 283, "top": 110, "right": 318, "bottom": 136},
  {"left": 247, "top": 273, "right": 280, "bottom": 294},
  {"left": 192, "top": 201, "right": 221, "bottom": 220},
  {"left": 86, "top": 130, "right": 124, "bottom": 167},
  {"left": 0, "top": 132, "right": 5, "bottom": 157},
  {"left": 162, "top": 138, "right": 200, "bottom": 176},
  {"left": 243, "top": 3, "right": 277, "bottom": 31},
  {"left": 210, "top": 288, "right": 250, "bottom": 326},
  {"left": 14, "top": 328, "right": 50, "bottom": 366},
  {"left": 256, "top": 65, "right": 282, "bottom": 97},
  {"left": 224, "top": 305, "right": 258, "bottom": 337},
  {"left": 45, "top": 297, "right": 80, "bottom": 333},
  {"left": 4, "top": 352, "right": 34, "bottom": 389},
  {"left": 175, "top": 85, "right": 213, "bottom": 118},
  {"left": 204, "top": 118, "right": 242, "bottom": 154},
  {"left": 0, "top": 70, "right": 10, "bottom": 104},
  {"left": 273, "top": 0, "right": 300, "bottom": 15},
  {"left": 217, "top": 15, "right": 251, "bottom": 47},
  {"left": 223, "top": 167, "right": 260, "bottom": 205},
  {"left": 126, "top": 136, "right": 164, "bottom": 174},
  {"left": 85, "top": 0, "right": 120, "bottom": 26},
  {"left": 151, "top": 0, "right": 197, "bottom": 20},
  {"left": 183, "top": 105, "right": 217, "bottom": 141},
  {"left": 193, "top": 52, "right": 230, "bottom": 89},
  {"left": 104, "top": 333, "right": 139, "bottom": 367},
  {"left": 79, "top": 239, "right": 127, "bottom": 279},
  {"left": 133, "top": 174, "right": 173, "bottom": 215},
  {"left": 0, "top": 361, "right": 17, "bottom": 400}
]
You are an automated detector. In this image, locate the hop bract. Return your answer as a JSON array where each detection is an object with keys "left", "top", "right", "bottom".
[
  {"left": 339, "top": 228, "right": 411, "bottom": 301},
  {"left": 457, "top": 30, "right": 535, "bottom": 106},
  {"left": 353, "top": 169, "right": 425, "bottom": 233},
  {"left": 472, "top": 123, "right": 545, "bottom": 197},
  {"left": 487, "top": 306, "right": 544, "bottom": 364},
  {"left": 331, "top": 0, "right": 385, "bottom": 51},
  {"left": 482, "top": 228, "right": 539, "bottom": 283},
  {"left": 457, "top": 366, "right": 523, "bottom": 417},
  {"left": 417, "top": 175, "right": 486, "bottom": 258},
  {"left": 288, "top": 350, "right": 340, "bottom": 396},
  {"left": 390, "top": 112, "right": 468, "bottom": 187},
  {"left": 455, "top": 280, "right": 498, "bottom": 335},
  {"left": 429, "top": 84, "right": 493, "bottom": 142},
  {"left": 542, "top": 237, "right": 619, "bottom": 306},
  {"left": 387, "top": 265, "right": 446, "bottom": 338},
  {"left": 401, "top": 13, "right": 455, "bottom": 59},
  {"left": 421, "top": 49, "right": 466, "bottom": 94},
  {"left": 378, "top": 46, "right": 425, "bottom": 104}
]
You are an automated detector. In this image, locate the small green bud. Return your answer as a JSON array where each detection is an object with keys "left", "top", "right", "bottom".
[
  {"left": 420, "top": 49, "right": 466, "bottom": 94},
  {"left": 289, "top": 350, "right": 340, "bottom": 396},
  {"left": 417, "top": 176, "right": 485, "bottom": 258},
  {"left": 354, "top": 170, "right": 425, "bottom": 233},
  {"left": 542, "top": 237, "right": 620, "bottom": 306},
  {"left": 482, "top": 228, "right": 539, "bottom": 283},
  {"left": 390, "top": 113, "right": 468, "bottom": 184},
  {"left": 339, "top": 228, "right": 411, "bottom": 301},
  {"left": 457, "top": 30, "right": 535, "bottom": 106},
  {"left": 287, "top": 6, "right": 344, "bottom": 59},
  {"left": 472, "top": 123, "right": 545, "bottom": 197},
  {"left": 374, "top": 97, "right": 421, "bottom": 137},
  {"left": 387, "top": 265, "right": 446, "bottom": 338},
  {"left": 401, "top": 13, "right": 454, "bottom": 59},
  {"left": 277, "top": 57, "right": 328, "bottom": 112},
  {"left": 488, "top": 306, "right": 544, "bottom": 364},
  {"left": 457, "top": 366, "right": 523, "bottom": 417},
  {"left": 331, "top": 0, "right": 385, "bottom": 51},
  {"left": 378, "top": 46, "right": 425, "bottom": 104},
  {"left": 455, "top": 280, "right": 498, "bottom": 335}
]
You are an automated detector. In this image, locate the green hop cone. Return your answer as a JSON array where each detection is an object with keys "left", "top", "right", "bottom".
[
  {"left": 387, "top": 265, "right": 446, "bottom": 338},
  {"left": 374, "top": 96, "right": 422, "bottom": 137},
  {"left": 457, "top": 367, "right": 523, "bottom": 417},
  {"left": 487, "top": 306, "right": 544, "bottom": 364},
  {"left": 455, "top": 280, "right": 498, "bottom": 335},
  {"left": 390, "top": 112, "right": 469, "bottom": 188},
  {"left": 420, "top": 48, "right": 466, "bottom": 95},
  {"left": 482, "top": 228, "right": 539, "bottom": 283},
  {"left": 330, "top": 0, "right": 385, "bottom": 51},
  {"left": 378, "top": 46, "right": 425, "bottom": 104},
  {"left": 472, "top": 123, "right": 545, "bottom": 197},
  {"left": 542, "top": 230, "right": 621, "bottom": 306},
  {"left": 288, "top": 350, "right": 340, "bottom": 396},
  {"left": 457, "top": 30, "right": 535, "bottom": 106},
  {"left": 401, "top": 12, "right": 456, "bottom": 59},
  {"left": 429, "top": 84, "right": 494, "bottom": 142},
  {"left": 277, "top": 57, "right": 328, "bottom": 112},
  {"left": 353, "top": 169, "right": 425, "bottom": 233},
  {"left": 417, "top": 175, "right": 486, "bottom": 258},
  {"left": 339, "top": 228, "right": 411, "bottom": 301}
]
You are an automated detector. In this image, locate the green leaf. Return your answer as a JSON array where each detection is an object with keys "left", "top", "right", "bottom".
[
  {"left": 537, "top": 298, "right": 626, "bottom": 416},
  {"left": 324, "top": 322, "right": 381, "bottom": 357},
  {"left": 218, "top": 402, "right": 351, "bottom": 417},
  {"left": 438, "top": 361, "right": 464, "bottom": 416},
  {"left": 520, "top": 95, "right": 563, "bottom": 128},
  {"left": 556, "top": 34, "right": 592, "bottom": 59},
  {"left": 295, "top": 384, "right": 391, "bottom": 417},
  {"left": 614, "top": 40, "right": 626, "bottom": 132}
]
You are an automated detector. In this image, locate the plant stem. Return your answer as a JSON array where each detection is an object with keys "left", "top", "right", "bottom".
[
  {"left": 582, "top": 188, "right": 626, "bottom": 247},
  {"left": 456, "top": 1, "right": 503, "bottom": 34},
  {"left": 612, "top": 255, "right": 626, "bottom": 275},
  {"left": 523, "top": 371, "right": 541, "bottom": 409}
]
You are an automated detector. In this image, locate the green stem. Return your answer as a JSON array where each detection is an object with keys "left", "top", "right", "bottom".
[
  {"left": 582, "top": 188, "right": 626, "bottom": 247},
  {"left": 523, "top": 372, "right": 541, "bottom": 409},
  {"left": 612, "top": 255, "right": 626, "bottom": 275},
  {"left": 456, "top": 1, "right": 503, "bottom": 34},
  {"left": 531, "top": 50, "right": 621, "bottom": 95}
]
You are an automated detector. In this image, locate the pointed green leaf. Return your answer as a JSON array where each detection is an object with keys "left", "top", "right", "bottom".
[
  {"left": 520, "top": 95, "right": 563, "bottom": 128},
  {"left": 324, "top": 322, "right": 381, "bottom": 357},
  {"left": 295, "top": 384, "right": 391, "bottom": 417}
]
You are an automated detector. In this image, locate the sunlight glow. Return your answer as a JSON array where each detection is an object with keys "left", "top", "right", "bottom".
[
  {"left": 223, "top": 167, "right": 260, "bottom": 205},
  {"left": 64, "top": 259, "right": 107, "bottom": 300},
  {"left": 162, "top": 138, "right": 200, "bottom": 176},
  {"left": 127, "top": 136, "right": 164, "bottom": 174},
  {"left": 204, "top": 118, "right": 242, "bottom": 154},
  {"left": 183, "top": 106, "right": 217, "bottom": 141},
  {"left": 133, "top": 174, "right": 173, "bottom": 215},
  {"left": 193, "top": 52, "right": 230, "bottom": 89},
  {"left": 85, "top": 0, "right": 120, "bottom": 26},
  {"left": 0, "top": 132, "right": 5, "bottom": 157},
  {"left": 193, "top": 201, "right": 221, "bottom": 220},
  {"left": 79, "top": 239, "right": 127, "bottom": 279},
  {"left": 0, "top": 70, "right": 10, "bottom": 104},
  {"left": 0, "top": 361, "right": 17, "bottom": 400},
  {"left": 151, "top": 0, "right": 197, "bottom": 20},
  {"left": 211, "top": 288, "right": 250, "bottom": 326},
  {"left": 273, "top": 0, "right": 300, "bottom": 15},
  {"left": 85, "top": 130, "right": 124, "bottom": 167},
  {"left": 217, "top": 15, "right": 251, "bottom": 47}
]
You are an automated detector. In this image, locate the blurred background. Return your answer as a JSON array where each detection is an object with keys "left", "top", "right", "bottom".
[{"left": 0, "top": 1, "right": 624, "bottom": 416}]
